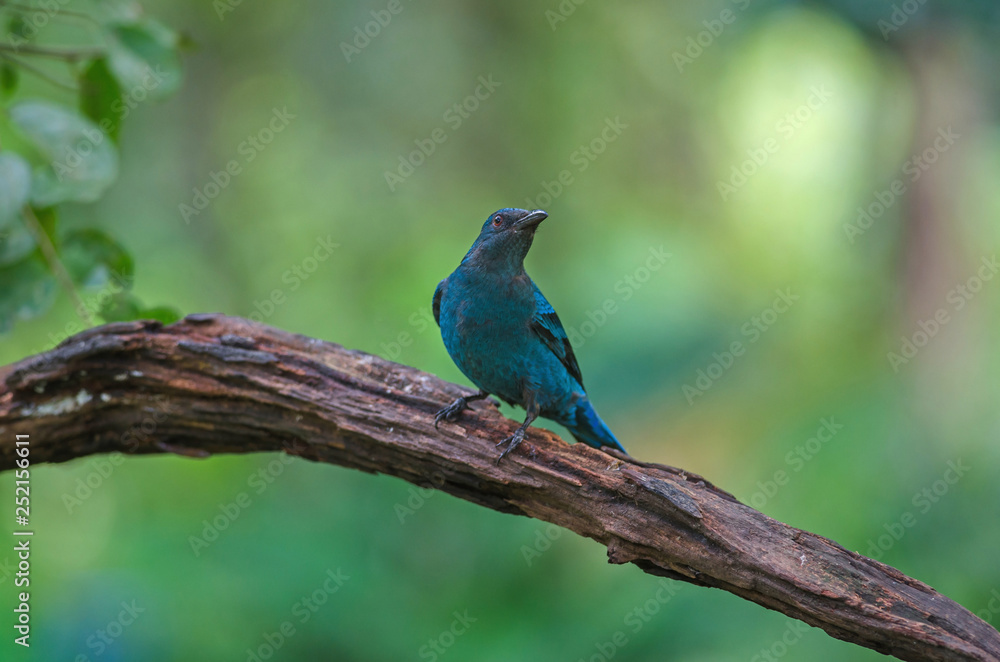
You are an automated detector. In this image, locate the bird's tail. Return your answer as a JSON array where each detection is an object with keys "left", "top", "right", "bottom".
[{"left": 567, "top": 399, "right": 626, "bottom": 454}]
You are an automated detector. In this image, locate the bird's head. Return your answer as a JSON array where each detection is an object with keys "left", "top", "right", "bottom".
[{"left": 462, "top": 208, "right": 548, "bottom": 272}]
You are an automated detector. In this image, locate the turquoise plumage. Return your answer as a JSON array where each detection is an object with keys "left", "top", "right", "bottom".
[{"left": 433, "top": 208, "right": 625, "bottom": 462}]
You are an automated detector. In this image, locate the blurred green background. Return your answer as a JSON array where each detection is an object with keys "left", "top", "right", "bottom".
[{"left": 2, "top": 0, "right": 1000, "bottom": 660}]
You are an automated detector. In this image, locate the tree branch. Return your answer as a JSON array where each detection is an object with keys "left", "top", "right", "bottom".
[{"left": 0, "top": 315, "right": 996, "bottom": 662}]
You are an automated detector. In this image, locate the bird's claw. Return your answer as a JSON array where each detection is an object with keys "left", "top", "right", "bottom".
[
  {"left": 434, "top": 397, "right": 467, "bottom": 429},
  {"left": 496, "top": 429, "right": 526, "bottom": 464}
]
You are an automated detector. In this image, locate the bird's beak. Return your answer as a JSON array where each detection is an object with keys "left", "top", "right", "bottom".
[{"left": 514, "top": 209, "right": 548, "bottom": 232}]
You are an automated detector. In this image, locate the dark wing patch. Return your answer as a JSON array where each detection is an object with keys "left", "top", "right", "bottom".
[
  {"left": 529, "top": 285, "right": 584, "bottom": 387},
  {"left": 432, "top": 279, "right": 446, "bottom": 327}
]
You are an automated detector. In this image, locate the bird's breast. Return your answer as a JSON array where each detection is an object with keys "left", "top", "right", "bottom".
[{"left": 438, "top": 271, "right": 536, "bottom": 401}]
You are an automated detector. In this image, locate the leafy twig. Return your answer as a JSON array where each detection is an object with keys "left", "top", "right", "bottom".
[
  {"left": 0, "top": 43, "right": 104, "bottom": 60},
  {"left": 0, "top": 1, "right": 103, "bottom": 25},
  {"left": 20, "top": 205, "right": 95, "bottom": 327},
  {"left": 0, "top": 52, "right": 76, "bottom": 91}
]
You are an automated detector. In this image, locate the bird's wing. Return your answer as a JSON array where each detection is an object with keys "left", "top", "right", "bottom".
[
  {"left": 529, "top": 284, "right": 584, "bottom": 387},
  {"left": 433, "top": 279, "right": 446, "bottom": 327}
]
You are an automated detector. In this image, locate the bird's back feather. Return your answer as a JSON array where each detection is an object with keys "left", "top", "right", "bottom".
[
  {"left": 528, "top": 284, "right": 584, "bottom": 387},
  {"left": 433, "top": 279, "right": 446, "bottom": 326}
]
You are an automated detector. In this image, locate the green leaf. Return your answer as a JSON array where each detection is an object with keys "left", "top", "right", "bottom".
[
  {"left": 9, "top": 101, "right": 119, "bottom": 207},
  {"left": 60, "top": 228, "right": 134, "bottom": 290},
  {"left": 0, "top": 61, "right": 18, "bottom": 97},
  {"left": 6, "top": 14, "right": 31, "bottom": 45},
  {"left": 33, "top": 206, "right": 58, "bottom": 239},
  {"left": 136, "top": 305, "right": 180, "bottom": 324},
  {"left": 106, "top": 19, "right": 183, "bottom": 101},
  {"left": 0, "top": 152, "right": 31, "bottom": 229},
  {"left": 0, "top": 257, "right": 57, "bottom": 333},
  {"left": 80, "top": 59, "right": 124, "bottom": 143},
  {"left": 0, "top": 218, "right": 35, "bottom": 267},
  {"left": 0, "top": 113, "right": 42, "bottom": 160},
  {"left": 95, "top": 290, "right": 178, "bottom": 324},
  {"left": 98, "top": 291, "right": 142, "bottom": 322}
]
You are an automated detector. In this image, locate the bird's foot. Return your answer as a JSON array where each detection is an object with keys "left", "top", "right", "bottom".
[
  {"left": 434, "top": 397, "right": 469, "bottom": 429},
  {"left": 496, "top": 428, "right": 527, "bottom": 464}
]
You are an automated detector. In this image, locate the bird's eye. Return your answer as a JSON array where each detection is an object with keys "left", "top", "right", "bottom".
[{"left": 492, "top": 215, "right": 503, "bottom": 227}]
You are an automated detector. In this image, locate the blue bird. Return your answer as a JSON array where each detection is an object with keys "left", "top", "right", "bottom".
[{"left": 433, "top": 207, "right": 626, "bottom": 462}]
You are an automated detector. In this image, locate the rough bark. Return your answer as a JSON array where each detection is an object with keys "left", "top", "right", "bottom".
[{"left": 0, "top": 315, "right": 996, "bottom": 661}]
